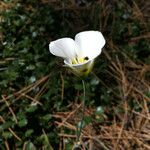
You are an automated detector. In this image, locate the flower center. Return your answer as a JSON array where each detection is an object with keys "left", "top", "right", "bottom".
[{"left": 72, "top": 56, "right": 89, "bottom": 64}]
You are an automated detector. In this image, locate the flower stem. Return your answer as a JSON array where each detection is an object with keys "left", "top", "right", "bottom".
[{"left": 76, "top": 79, "right": 86, "bottom": 143}]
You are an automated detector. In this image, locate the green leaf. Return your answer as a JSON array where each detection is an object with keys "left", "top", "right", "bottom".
[
  {"left": 18, "top": 118, "right": 28, "bottom": 127},
  {"left": 42, "top": 114, "right": 52, "bottom": 121},
  {"left": 2, "top": 131, "right": 13, "bottom": 139},
  {"left": 1, "top": 121, "right": 14, "bottom": 130},
  {"left": 25, "top": 105, "right": 37, "bottom": 113},
  {"left": 84, "top": 116, "right": 92, "bottom": 125},
  {"left": 24, "top": 141, "right": 36, "bottom": 150},
  {"left": 25, "top": 129, "right": 34, "bottom": 137}
]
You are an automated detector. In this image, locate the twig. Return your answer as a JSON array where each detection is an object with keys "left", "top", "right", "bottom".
[
  {"left": 93, "top": 137, "right": 110, "bottom": 150},
  {"left": 132, "top": 110, "right": 150, "bottom": 120},
  {"left": 21, "top": 93, "right": 43, "bottom": 105},
  {"left": 114, "top": 101, "right": 128, "bottom": 150},
  {"left": 4, "top": 140, "right": 10, "bottom": 150},
  {"left": 0, "top": 74, "right": 50, "bottom": 102},
  {"left": 55, "top": 121, "right": 76, "bottom": 131},
  {"left": 2, "top": 95, "right": 18, "bottom": 124},
  {"left": 58, "top": 133, "right": 134, "bottom": 140},
  {"left": 0, "top": 116, "right": 22, "bottom": 141},
  {"left": 129, "top": 32, "right": 150, "bottom": 42},
  {"left": 58, "top": 103, "right": 82, "bottom": 128}
]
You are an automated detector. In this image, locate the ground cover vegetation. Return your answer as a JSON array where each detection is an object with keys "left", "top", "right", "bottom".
[{"left": 0, "top": 0, "right": 150, "bottom": 149}]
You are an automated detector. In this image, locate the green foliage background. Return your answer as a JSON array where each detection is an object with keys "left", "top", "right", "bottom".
[{"left": 0, "top": 0, "right": 150, "bottom": 149}]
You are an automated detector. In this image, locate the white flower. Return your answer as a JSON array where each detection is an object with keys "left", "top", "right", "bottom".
[{"left": 49, "top": 31, "right": 105, "bottom": 77}]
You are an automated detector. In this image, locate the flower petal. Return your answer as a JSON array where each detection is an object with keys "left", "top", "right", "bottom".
[
  {"left": 75, "top": 31, "right": 105, "bottom": 59},
  {"left": 64, "top": 59, "right": 94, "bottom": 77},
  {"left": 49, "top": 38, "right": 78, "bottom": 59}
]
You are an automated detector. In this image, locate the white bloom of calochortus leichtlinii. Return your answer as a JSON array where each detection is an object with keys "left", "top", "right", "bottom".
[{"left": 49, "top": 31, "right": 105, "bottom": 77}]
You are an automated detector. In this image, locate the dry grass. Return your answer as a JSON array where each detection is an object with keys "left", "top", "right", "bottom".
[
  {"left": 1, "top": 53, "right": 149, "bottom": 149},
  {"left": 52, "top": 51, "right": 150, "bottom": 149},
  {"left": 0, "top": 0, "right": 150, "bottom": 149}
]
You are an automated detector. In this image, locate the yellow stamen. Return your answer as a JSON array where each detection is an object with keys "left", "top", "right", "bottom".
[
  {"left": 72, "top": 57, "right": 89, "bottom": 64},
  {"left": 78, "top": 58, "right": 84, "bottom": 63},
  {"left": 72, "top": 58, "right": 78, "bottom": 64}
]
